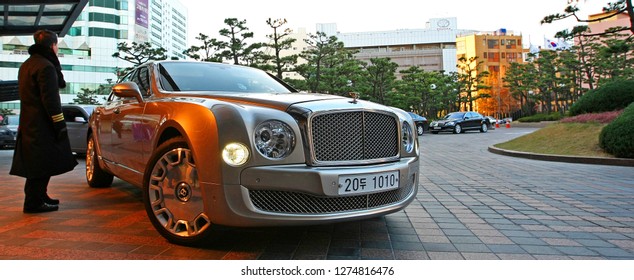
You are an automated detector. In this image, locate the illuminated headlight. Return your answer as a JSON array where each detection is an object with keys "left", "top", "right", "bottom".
[
  {"left": 222, "top": 142, "right": 249, "bottom": 166},
  {"left": 254, "top": 120, "right": 295, "bottom": 159},
  {"left": 401, "top": 122, "right": 415, "bottom": 153}
]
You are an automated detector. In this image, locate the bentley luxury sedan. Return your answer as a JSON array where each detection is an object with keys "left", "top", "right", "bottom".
[{"left": 86, "top": 61, "right": 420, "bottom": 245}]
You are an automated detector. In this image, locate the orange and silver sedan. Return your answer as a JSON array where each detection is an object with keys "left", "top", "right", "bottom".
[{"left": 86, "top": 61, "right": 419, "bottom": 245}]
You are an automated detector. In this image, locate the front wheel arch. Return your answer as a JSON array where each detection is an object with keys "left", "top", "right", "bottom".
[{"left": 85, "top": 133, "right": 114, "bottom": 188}]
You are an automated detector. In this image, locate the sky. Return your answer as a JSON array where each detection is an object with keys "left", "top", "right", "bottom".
[{"left": 177, "top": 0, "right": 608, "bottom": 48}]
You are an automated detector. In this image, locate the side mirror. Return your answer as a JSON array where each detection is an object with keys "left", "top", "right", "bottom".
[
  {"left": 74, "top": 116, "right": 87, "bottom": 123},
  {"left": 112, "top": 82, "right": 143, "bottom": 103}
]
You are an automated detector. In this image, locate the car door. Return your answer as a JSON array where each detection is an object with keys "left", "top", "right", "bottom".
[
  {"left": 465, "top": 112, "right": 478, "bottom": 129},
  {"left": 110, "top": 66, "right": 149, "bottom": 174},
  {"left": 93, "top": 93, "right": 120, "bottom": 161}
]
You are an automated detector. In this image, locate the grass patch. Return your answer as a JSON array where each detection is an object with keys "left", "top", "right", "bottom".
[{"left": 494, "top": 123, "right": 614, "bottom": 158}]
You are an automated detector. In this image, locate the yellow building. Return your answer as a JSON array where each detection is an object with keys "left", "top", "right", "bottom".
[{"left": 456, "top": 30, "right": 527, "bottom": 118}]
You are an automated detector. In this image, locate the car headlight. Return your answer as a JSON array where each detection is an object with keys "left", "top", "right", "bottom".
[
  {"left": 222, "top": 142, "right": 250, "bottom": 166},
  {"left": 401, "top": 122, "right": 415, "bottom": 153},
  {"left": 254, "top": 120, "right": 295, "bottom": 159}
]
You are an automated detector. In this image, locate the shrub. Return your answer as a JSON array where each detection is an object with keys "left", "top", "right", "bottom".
[
  {"left": 599, "top": 102, "right": 634, "bottom": 158},
  {"left": 518, "top": 112, "right": 562, "bottom": 122},
  {"left": 560, "top": 110, "right": 623, "bottom": 124},
  {"left": 569, "top": 79, "right": 634, "bottom": 116}
]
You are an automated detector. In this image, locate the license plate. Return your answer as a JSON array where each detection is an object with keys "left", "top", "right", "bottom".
[
  {"left": 432, "top": 126, "right": 440, "bottom": 130},
  {"left": 338, "top": 171, "right": 399, "bottom": 195}
]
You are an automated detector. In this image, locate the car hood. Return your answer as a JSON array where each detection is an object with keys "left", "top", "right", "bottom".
[
  {"left": 183, "top": 92, "right": 341, "bottom": 110},
  {"left": 2, "top": 125, "right": 17, "bottom": 132},
  {"left": 435, "top": 118, "right": 461, "bottom": 124},
  {"left": 185, "top": 92, "right": 394, "bottom": 113}
]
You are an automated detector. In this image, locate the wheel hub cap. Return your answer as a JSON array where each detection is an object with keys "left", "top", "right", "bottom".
[{"left": 175, "top": 182, "right": 192, "bottom": 202}]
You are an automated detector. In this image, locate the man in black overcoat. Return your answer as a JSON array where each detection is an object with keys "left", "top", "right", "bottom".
[{"left": 10, "top": 30, "right": 78, "bottom": 213}]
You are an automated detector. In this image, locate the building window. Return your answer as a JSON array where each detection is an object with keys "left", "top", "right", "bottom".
[
  {"left": 487, "top": 52, "right": 499, "bottom": 62},
  {"left": 89, "top": 12, "right": 121, "bottom": 24},
  {"left": 487, "top": 39, "right": 499, "bottom": 49},
  {"left": 68, "top": 27, "right": 82, "bottom": 36},
  {"left": 89, "top": 0, "right": 128, "bottom": 10},
  {"left": 88, "top": 27, "right": 125, "bottom": 39}
]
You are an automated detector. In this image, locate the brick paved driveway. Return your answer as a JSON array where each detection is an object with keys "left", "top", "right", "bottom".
[{"left": 0, "top": 127, "right": 632, "bottom": 260}]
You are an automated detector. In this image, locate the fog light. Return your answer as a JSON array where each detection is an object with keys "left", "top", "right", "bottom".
[{"left": 222, "top": 142, "right": 249, "bottom": 166}]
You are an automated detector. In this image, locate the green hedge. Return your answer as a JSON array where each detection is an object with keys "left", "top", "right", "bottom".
[
  {"left": 518, "top": 112, "right": 562, "bottom": 122},
  {"left": 599, "top": 102, "right": 634, "bottom": 158},
  {"left": 569, "top": 79, "right": 634, "bottom": 116}
]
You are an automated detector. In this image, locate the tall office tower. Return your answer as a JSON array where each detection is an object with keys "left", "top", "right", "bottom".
[{"left": 0, "top": 0, "right": 188, "bottom": 109}]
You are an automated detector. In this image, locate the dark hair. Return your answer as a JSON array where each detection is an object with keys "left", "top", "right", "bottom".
[{"left": 33, "top": 30, "right": 58, "bottom": 47}]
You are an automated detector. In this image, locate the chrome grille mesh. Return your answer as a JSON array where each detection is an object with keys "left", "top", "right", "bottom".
[
  {"left": 249, "top": 183, "right": 414, "bottom": 214},
  {"left": 310, "top": 111, "right": 399, "bottom": 162}
]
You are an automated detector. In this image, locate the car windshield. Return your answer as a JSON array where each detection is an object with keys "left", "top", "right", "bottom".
[
  {"left": 157, "top": 62, "right": 293, "bottom": 94},
  {"left": 443, "top": 112, "right": 465, "bottom": 119},
  {"left": 1, "top": 115, "right": 19, "bottom": 125}
]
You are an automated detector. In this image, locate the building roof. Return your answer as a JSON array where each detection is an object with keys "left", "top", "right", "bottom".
[{"left": 0, "top": 0, "right": 88, "bottom": 37}]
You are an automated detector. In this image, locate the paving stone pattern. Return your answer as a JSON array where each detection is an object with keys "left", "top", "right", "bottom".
[{"left": 0, "top": 127, "right": 632, "bottom": 259}]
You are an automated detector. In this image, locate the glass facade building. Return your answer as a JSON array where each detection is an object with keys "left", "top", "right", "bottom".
[{"left": 0, "top": 0, "right": 187, "bottom": 110}]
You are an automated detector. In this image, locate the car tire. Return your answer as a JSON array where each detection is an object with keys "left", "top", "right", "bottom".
[
  {"left": 480, "top": 123, "right": 488, "bottom": 133},
  {"left": 143, "top": 137, "right": 213, "bottom": 246},
  {"left": 416, "top": 124, "right": 424, "bottom": 136},
  {"left": 453, "top": 124, "right": 462, "bottom": 134},
  {"left": 86, "top": 133, "right": 114, "bottom": 188}
]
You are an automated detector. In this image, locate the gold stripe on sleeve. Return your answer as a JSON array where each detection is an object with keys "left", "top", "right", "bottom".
[{"left": 52, "top": 113, "right": 65, "bottom": 123}]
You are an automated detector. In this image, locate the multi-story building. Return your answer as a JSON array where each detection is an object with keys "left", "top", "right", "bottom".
[
  {"left": 587, "top": 10, "right": 631, "bottom": 35},
  {"left": 148, "top": 0, "right": 187, "bottom": 60},
  {"left": 0, "top": 0, "right": 187, "bottom": 111},
  {"left": 317, "top": 18, "right": 476, "bottom": 77},
  {"left": 456, "top": 30, "right": 527, "bottom": 117},
  {"left": 274, "top": 27, "right": 308, "bottom": 81}
]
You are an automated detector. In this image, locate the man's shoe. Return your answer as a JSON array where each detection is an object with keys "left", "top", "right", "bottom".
[
  {"left": 23, "top": 203, "right": 59, "bottom": 213},
  {"left": 44, "top": 197, "right": 60, "bottom": 205}
]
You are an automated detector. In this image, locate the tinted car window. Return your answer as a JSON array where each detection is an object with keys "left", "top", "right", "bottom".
[
  {"left": 444, "top": 112, "right": 465, "bottom": 119},
  {"left": 1, "top": 115, "right": 19, "bottom": 125},
  {"left": 157, "top": 62, "right": 292, "bottom": 94},
  {"left": 131, "top": 66, "right": 151, "bottom": 96}
]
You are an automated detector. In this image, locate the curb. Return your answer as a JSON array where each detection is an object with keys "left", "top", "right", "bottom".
[{"left": 488, "top": 145, "right": 634, "bottom": 167}]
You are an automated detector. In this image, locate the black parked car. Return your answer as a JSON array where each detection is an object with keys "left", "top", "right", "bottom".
[
  {"left": 429, "top": 111, "right": 490, "bottom": 134},
  {"left": 62, "top": 104, "right": 95, "bottom": 154},
  {"left": 0, "top": 114, "right": 18, "bottom": 149},
  {"left": 408, "top": 112, "right": 428, "bottom": 135}
]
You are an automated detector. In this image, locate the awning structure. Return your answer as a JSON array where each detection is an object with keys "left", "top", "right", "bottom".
[{"left": 0, "top": 0, "right": 88, "bottom": 37}]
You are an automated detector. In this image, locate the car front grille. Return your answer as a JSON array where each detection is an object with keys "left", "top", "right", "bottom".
[
  {"left": 249, "top": 183, "right": 414, "bottom": 214},
  {"left": 309, "top": 111, "right": 399, "bottom": 164}
]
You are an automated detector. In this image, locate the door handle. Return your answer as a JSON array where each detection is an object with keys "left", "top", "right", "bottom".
[{"left": 114, "top": 108, "right": 121, "bottom": 114}]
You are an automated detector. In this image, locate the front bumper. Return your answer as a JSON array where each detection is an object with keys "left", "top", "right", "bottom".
[
  {"left": 205, "top": 157, "right": 419, "bottom": 227},
  {"left": 429, "top": 124, "right": 455, "bottom": 132},
  {"left": 0, "top": 137, "right": 16, "bottom": 147}
]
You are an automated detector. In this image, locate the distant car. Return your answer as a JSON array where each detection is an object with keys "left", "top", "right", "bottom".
[
  {"left": 408, "top": 112, "right": 428, "bottom": 135},
  {"left": 0, "top": 114, "right": 18, "bottom": 149},
  {"left": 485, "top": 116, "right": 497, "bottom": 129},
  {"left": 62, "top": 104, "right": 95, "bottom": 154},
  {"left": 429, "top": 111, "right": 490, "bottom": 134}
]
